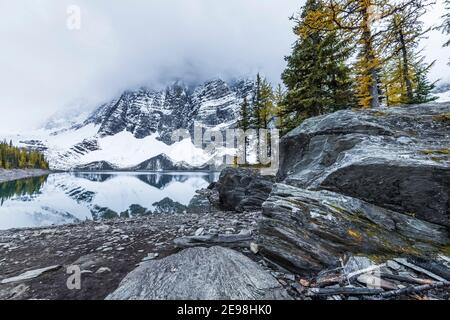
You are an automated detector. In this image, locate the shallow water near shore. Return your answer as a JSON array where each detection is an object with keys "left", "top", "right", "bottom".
[{"left": 0, "top": 172, "right": 218, "bottom": 230}]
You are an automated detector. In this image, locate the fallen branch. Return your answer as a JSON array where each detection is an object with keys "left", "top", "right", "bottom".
[
  {"left": 346, "top": 263, "right": 387, "bottom": 280},
  {"left": 307, "top": 287, "right": 384, "bottom": 296},
  {"left": 378, "top": 281, "right": 450, "bottom": 298},
  {"left": 408, "top": 258, "right": 450, "bottom": 282},
  {"left": 357, "top": 274, "right": 398, "bottom": 290},
  {"left": 315, "top": 263, "right": 387, "bottom": 287},
  {"left": 394, "top": 258, "right": 447, "bottom": 282},
  {"left": 380, "top": 273, "right": 434, "bottom": 285},
  {"left": 315, "top": 275, "right": 343, "bottom": 287}
]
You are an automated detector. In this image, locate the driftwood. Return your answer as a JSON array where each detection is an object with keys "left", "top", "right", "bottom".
[
  {"left": 378, "top": 281, "right": 450, "bottom": 298},
  {"left": 408, "top": 258, "right": 450, "bottom": 282},
  {"left": 315, "top": 275, "right": 343, "bottom": 287},
  {"left": 380, "top": 273, "right": 434, "bottom": 285},
  {"left": 308, "top": 281, "right": 450, "bottom": 298},
  {"left": 393, "top": 258, "right": 447, "bottom": 282},
  {"left": 315, "top": 263, "right": 386, "bottom": 287},
  {"left": 308, "top": 256, "right": 450, "bottom": 299},
  {"left": 356, "top": 274, "right": 398, "bottom": 290},
  {"left": 346, "top": 264, "right": 386, "bottom": 280},
  {"left": 307, "top": 287, "right": 384, "bottom": 296}
]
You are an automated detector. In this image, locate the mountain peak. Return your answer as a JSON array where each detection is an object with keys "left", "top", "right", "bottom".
[{"left": 25, "top": 77, "right": 256, "bottom": 170}]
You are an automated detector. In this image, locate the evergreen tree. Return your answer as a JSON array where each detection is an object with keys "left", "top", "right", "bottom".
[
  {"left": 301, "top": 0, "right": 385, "bottom": 108},
  {"left": 247, "top": 74, "right": 275, "bottom": 164},
  {"left": 251, "top": 73, "right": 263, "bottom": 130},
  {"left": 411, "top": 58, "right": 438, "bottom": 103},
  {"left": 381, "top": 1, "right": 433, "bottom": 105},
  {"left": 0, "top": 140, "right": 49, "bottom": 170},
  {"left": 302, "top": 0, "right": 433, "bottom": 108},
  {"left": 238, "top": 97, "right": 251, "bottom": 163},
  {"left": 353, "top": 4, "right": 382, "bottom": 110},
  {"left": 282, "top": 0, "right": 355, "bottom": 131},
  {"left": 439, "top": 0, "right": 450, "bottom": 63},
  {"left": 239, "top": 97, "right": 251, "bottom": 131},
  {"left": 251, "top": 73, "right": 274, "bottom": 130},
  {"left": 273, "top": 84, "right": 289, "bottom": 133},
  {"left": 258, "top": 79, "right": 274, "bottom": 130},
  {"left": 382, "top": 56, "right": 407, "bottom": 106}
]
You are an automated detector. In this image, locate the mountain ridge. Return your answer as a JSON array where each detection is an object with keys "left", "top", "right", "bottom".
[{"left": 13, "top": 78, "right": 255, "bottom": 170}]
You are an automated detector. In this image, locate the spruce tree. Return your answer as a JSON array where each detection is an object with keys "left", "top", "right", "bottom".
[
  {"left": 273, "top": 84, "right": 289, "bottom": 134},
  {"left": 439, "top": 0, "right": 450, "bottom": 62},
  {"left": 238, "top": 97, "right": 251, "bottom": 163},
  {"left": 381, "top": 1, "right": 434, "bottom": 105},
  {"left": 301, "top": 0, "right": 387, "bottom": 108},
  {"left": 251, "top": 74, "right": 263, "bottom": 130},
  {"left": 0, "top": 140, "right": 49, "bottom": 170},
  {"left": 411, "top": 58, "right": 438, "bottom": 103},
  {"left": 282, "top": 0, "right": 355, "bottom": 131},
  {"left": 258, "top": 79, "right": 274, "bottom": 129},
  {"left": 239, "top": 97, "right": 251, "bottom": 131},
  {"left": 382, "top": 56, "right": 407, "bottom": 106},
  {"left": 251, "top": 74, "right": 274, "bottom": 130},
  {"left": 302, "top": 0, "right": 434, "bottom": 108}
]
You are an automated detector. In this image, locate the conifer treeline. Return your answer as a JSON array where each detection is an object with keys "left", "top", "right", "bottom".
[
  {"left": 0, "top": 175, "right": 48, "bottom": 205},
  {"left": 439, "top": 0, "right": 450, "bottom": 59},
  {"left": 0, "top": 140, "right": 49, "bottom": 170},
  {"left": 240, "top": 0, "right": 449, "bottom": 135}
]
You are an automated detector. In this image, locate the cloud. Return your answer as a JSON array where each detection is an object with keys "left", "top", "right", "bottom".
[{"left": 0, "top": 0, "right": 448, "bottom": 133}]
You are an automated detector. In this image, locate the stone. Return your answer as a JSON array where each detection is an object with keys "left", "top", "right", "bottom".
[
  {"left": 174, "top": 232, "right": 253, "bottom": 249},
  {"left": 299, "top": 279, "right": 310, "bottom": 287},
  {"left": 71, "top": 253, "right": 104, "bottom": 271},
  {"left": 81, "top": 270, "right": 93, "bottom": 274},
  {"left": 187, "top": 189, "right": 219, "bottom": 214},
  {"left": 387, "top": 260, "right": 402, "bottom": 271},
  {"left": 94, "top": 225, "right": 110, "bottom": 232},
  {"left": 277, "top": 103, "right": 450, "bottom": 227},
  {"left": 0, "top": 283, "right": 30, "bottom": 300},
  {"left": 250, "top": 242, "right": 259, "bottom": 254},
  {"left": 343, "top": 256, "right": 374, "bottom": 275},
  {"left": 96, "top": 267, "right": 111, "bottom": 274},
  {"left": 194, "top": 227, "right": 205, "bottom": 236},
  {"left": 213, "top": 168, "right": 275, "bottom": 212},
  {"left": 258, "top": 183, "right": 449, "bottom": 274},
  {"left": 1, "top": 265, "right": 61, "bottom": 284},
  {"left": 141, "top": 253, "right": 159, "bottom": 262},
  {"left": 106, "top": 246, "right": 291, "bottom": 300}
]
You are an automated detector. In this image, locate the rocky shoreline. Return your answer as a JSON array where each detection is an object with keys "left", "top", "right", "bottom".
[
  {"left": 0, "top": 210, "right": 263, "bottom": 300},
  {"left": 0, "top": 209, "right": 448, "bottom": 300},
  {"left": 0, "top": 102, "right": 449, "bottom": 300},
  {"left": 0, "top": 169, "right": 50, "bottom": 183}
]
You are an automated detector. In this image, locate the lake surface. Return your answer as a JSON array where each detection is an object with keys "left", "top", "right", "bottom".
[{"left": 0, "top": 172, "right": 219, "bottom": 230}]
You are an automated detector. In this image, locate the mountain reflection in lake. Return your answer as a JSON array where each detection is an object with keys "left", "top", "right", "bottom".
[{"left": 0, "top": 172, "right": 219, "bottom": 230}]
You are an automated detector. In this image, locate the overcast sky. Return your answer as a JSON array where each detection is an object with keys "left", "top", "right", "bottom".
[{"left": 1, "top": 0, "right": 449, "bottom": 133}]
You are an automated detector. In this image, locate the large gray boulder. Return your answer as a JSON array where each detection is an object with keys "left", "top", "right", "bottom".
[
  {"left": 259, "top": 184, "right": 450, "bottom": 274},
  {"left": 277, "top": 103, "right": 450, "bottom": 227},
  {"left": 106, "top": 246, "right": 291, "bottom": 300},
  {"left": 215, "top": 168, "right": 274, "bottom": 212}
]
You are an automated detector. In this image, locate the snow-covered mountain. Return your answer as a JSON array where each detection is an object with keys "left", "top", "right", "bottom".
[
  {"left": 8, "top": 78, "right": 255, "bottom": 170},
  {"left": 434, "top": 81, "right": 450, "bottom": 103}
]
